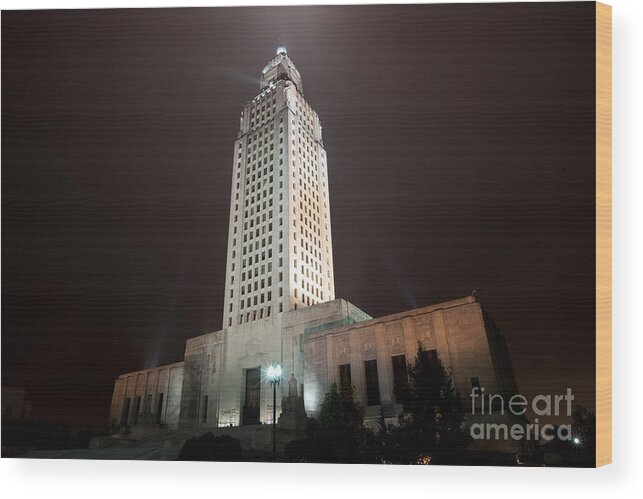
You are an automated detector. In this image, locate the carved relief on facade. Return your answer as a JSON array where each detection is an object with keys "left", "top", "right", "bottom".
[
  {"left": 211, "top": 354, "right": 217, "bottom": 377},
  {"left": 385, "top": 322, "right": 405, "bottom": 354},
  {"left": 360, "top": 330, "right": 376, "bottom": 357},
  {"left": 145, "top": 371, "right": 158, "bottom": 394},
  {"left": 389, "top": 329, "right": 403, "bottom": 353},
  {"left": 306, "top": 337, "right": 327, "bottom": 367},
  {"left": 414, "top": 315, "right": 436, "bottom": 348},
  {"left": 157, "top": 369, "right": 169, "bottom": 388},
  {"left": 336, "top": 334, "right": 350, "bottom": 361}
]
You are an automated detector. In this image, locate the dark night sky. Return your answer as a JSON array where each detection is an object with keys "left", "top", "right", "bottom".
[{"left": 2, "top": 3, "right": 596, "bottom": 429}]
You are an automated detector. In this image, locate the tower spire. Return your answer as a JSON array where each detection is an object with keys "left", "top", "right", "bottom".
[{"left": 260, "top": 46, "right": 302, "bottom": 93}]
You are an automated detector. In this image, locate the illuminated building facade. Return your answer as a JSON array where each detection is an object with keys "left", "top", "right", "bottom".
[{"left": 108, "top": 49, "right": 521, "bottom": 455}]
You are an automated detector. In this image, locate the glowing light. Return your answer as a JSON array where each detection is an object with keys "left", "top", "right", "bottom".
[
  {"left": 266, "top": 363, "right": 282, "bottom": 382},
  {"left": 573, "top": 437, "right": 581, "bottom": 445}
]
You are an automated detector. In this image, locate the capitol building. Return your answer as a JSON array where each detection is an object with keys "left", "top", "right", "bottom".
[{"left": 108, "top": 48, "right": 521, "bottom": 455}]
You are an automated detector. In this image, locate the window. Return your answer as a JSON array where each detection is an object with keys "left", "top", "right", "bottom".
[
  {"left": 133, "top": 396, "right": 141, "bottom": 425},
  {"left": 156, "top": 393, "right": 164, "bottom": 424},
  {"left": 391, "top": 355, "right": 408, "bottom": 402},
  {"left": 339, "top": 364, "right": 351, "bottom": 392},
  {"left": 144, "top": 394, "right": 153, "bottom": 419},
  {"left": 202, "top": 396, "right": 208, "bottom": 423},
  {"left": 121, "top": 398, "right": 131, "bottom": 426},
  {"left": 420, "top": 349, "right": 439, "bottom": 370},
  {"left": 364, "top": 360, "right": 381, "bottom": 406}
]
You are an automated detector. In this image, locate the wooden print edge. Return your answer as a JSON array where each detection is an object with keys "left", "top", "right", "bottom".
[{"left": 595, "top": 1, "right": 612, "bottom": 468}]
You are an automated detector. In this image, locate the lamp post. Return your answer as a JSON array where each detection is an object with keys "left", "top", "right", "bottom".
[{"left": 266, "top": 363, "right": 282, "bottom": 462}]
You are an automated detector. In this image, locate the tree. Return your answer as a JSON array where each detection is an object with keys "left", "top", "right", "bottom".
[
  {"left": 386, "top": 342, "right": 470, "bottom": 464},
  {"left": 316, "top": 383, "right": 374, "bottom": 462},
  {"left": 286, "top": 345, "right": 470, "bottom": 464},
  {"left": 285, "top": 383, "right": 376, "bottom": 463},
  {"left": 571, "top": 405, "right": 596, "bottom": 466},
  {"left": 539, "top": 406, "right": 596, "bottom": 467}
]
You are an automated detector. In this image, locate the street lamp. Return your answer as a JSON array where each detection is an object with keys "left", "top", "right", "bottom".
[{"left": 266, "top": 363, "right": 282, "bottom": 461}]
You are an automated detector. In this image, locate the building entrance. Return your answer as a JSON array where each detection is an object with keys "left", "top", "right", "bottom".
[{"left": 242, "top": 368, "right": 261, "bottom": 425}]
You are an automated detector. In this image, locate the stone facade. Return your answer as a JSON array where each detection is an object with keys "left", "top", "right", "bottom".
[
  {"left": 302, "top": 296, "right": 522, "bottom": 454},
  {"left": 109, "top": 362, "right": 184, "bottom": 430},
  {"left": 109, "top": 296, "right": 520, "bottom": 451}
]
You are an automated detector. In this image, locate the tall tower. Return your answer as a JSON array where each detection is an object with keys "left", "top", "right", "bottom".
[{"left": 222, "top": 48, "right": 335, "bottom": 329}]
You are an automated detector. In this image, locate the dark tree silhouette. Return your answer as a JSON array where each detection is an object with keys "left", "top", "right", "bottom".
[
  {"left": 286, "top": 346, "right": 470, "bottom": 464},
  {"left": 382, "top": 342, "right": 470, "bottom": 464},
  {"left": 571, "top": 405, "right": 596, "bottom": 466},
  {"left": 285, "top": 383, "right": 376, "bottom": 463},
  {"left": 315, "top": 383, "right": 374, "bottom": 462},
  {"left": 177, "top": 433, "right": 242, "bottom": 461}
]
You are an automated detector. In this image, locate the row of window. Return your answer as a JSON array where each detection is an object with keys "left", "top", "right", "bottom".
[
  {"left": 119, "top": 392, "right": 165, "bottom": 427},
  {"left": 231, "top": 123, "right": 283, "bottom": 321},
  {"left": 294, "top": 99, "right": 315, "bottom": 135},
  {"left": 240, "top": 276, "right": 272, "bottom": 296},
  {"left": 227, "top": 99, "right": 330, "bottom": 325},
  {"left": 246, "top": 90, "right": 277, "bottom": 130},
  {"left": 238, "top": 286, "right": 273, "bottom": 307},
  {"left": 289, "top": 134, "right": 329, "bottom": 301},
  {"left": 337, "top": 351, "right": 438, "bottom": 407},
  {"left": 226, "top": 90, "right": 280, "bottom": 327},
  {"left": 290, "top": 149, "right": 326, "bottom": 299},
  {"left": 228, "top": 302, "right": 284, "bottom": 327}
]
